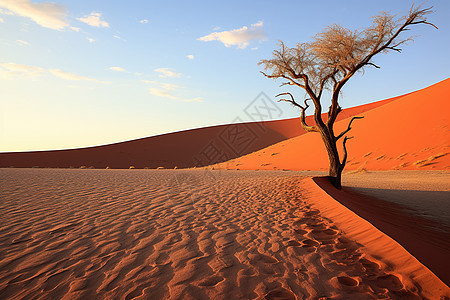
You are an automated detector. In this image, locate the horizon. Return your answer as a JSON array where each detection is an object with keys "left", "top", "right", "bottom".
[{"left": 1, "top": 0, "right": 449, "bottom": 152}]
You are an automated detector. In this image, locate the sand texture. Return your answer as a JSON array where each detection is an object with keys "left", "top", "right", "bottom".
[{"left": 1, "top": 169, "right": 447, "bottom": 299}]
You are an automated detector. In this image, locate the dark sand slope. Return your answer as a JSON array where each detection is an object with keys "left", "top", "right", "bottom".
[
  {"left": 0, "top": 98, "right": 394, "bottom": 169},
  {"left": 1, "top": 169, "right": 447, "bottom": 299}
]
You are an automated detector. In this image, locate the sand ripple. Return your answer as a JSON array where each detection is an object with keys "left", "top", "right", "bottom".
[{"left": 0, "top": 169, "right": 426, "bottom": 299}]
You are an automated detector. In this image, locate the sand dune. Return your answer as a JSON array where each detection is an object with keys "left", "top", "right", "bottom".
[
  {"left": 0, "top": 97, "right": 393, "bottom": 169},
  {"left": 1, "top": 168, "right": 447, "bottom": 299},
  {"left": 213, "top": 78, "right": 450, "bottom": 171}
]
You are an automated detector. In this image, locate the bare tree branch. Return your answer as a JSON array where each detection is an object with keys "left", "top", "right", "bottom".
[
  {"left": 341, "top": 136, "right": 354, "bottom": 167},
  {"left": 260, "top": 71, "right": 306, "bottom": 89},
  {"left": 336, "top": 116, "right": 364, "bottom": 140},
  {"left": 275, "top": 92, "right": 303, "bottom": 109},
  {"left": 275, "top": 93, "right": 319, "bottom": 132},
  {"left": 367, "top": 62, "right": 381, "bottom": 68}
]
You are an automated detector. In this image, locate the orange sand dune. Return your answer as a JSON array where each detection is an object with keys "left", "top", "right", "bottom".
[
  {"left": 214, "top": 78, "right": 450, "bottom": 171},
  {"left": 0, "top": 97, "right": 393, "bottom": 169},
  {"left": 1, "top": 168, "right": 448, "bottom": 299}
]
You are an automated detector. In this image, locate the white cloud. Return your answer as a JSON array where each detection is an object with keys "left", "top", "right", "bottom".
[
  {"left": 87, "top": 37, "right": 95, "bottom": 43},
  {"left": 77, "top": 12, "right": 109, "bottom": 28},
  {"left": 198, "top": 21, "right": 266, "bottom": 49},
  {"left": 113, "top": 35, "right": 125, "bottom": 41},
  {"left": 149, "top": 88, "right": 179, "bottom": 100},
  {"left": 160, "top": 83, "right": 182, "bottom": 90},
  {"left": 251, "top": 47, "right": 258, "bottom": 50},
  {"left": 0, "top": 62, "right": 45, "bottom": 77},
  {"left": 154, "top": 68, "right": 182, "bottom": 78},
  {"left": 149, "top": 88, "right": 202, "bottom": 102},
  {"left": 0, "top": 17, "right": 4, "bottom": 23},
  {"left": 49, "top": 69, "right": 107, "bottom": 83},
  {"left": 139, "top": 19, "right": 148, "bottom": 24},
  {"left": 109, "top": 66, "right": 127, "bottom": 72},
  {"left": 16, "top": 39, "right": 29, "bottom": 46},
  {"left": 0, "top": 0, "right": 69, "bottom": 30},
  {"left": 187, "top": 54, "right": 194, "bottom": 60},
  {"left": 70, "top": 26, "right": 80, "bottom": 32},
  {"left": 0, "top": 62, "right": 109, "bottom": 83}
]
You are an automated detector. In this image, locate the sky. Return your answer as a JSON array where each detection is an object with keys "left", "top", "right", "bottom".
[{"left": 1, "top": 0, "right": 449, "bottom": 152}]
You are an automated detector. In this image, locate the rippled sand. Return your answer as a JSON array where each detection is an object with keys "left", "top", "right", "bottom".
[{"left": 0, "top": 169, "right": 438, "bottom": 299}]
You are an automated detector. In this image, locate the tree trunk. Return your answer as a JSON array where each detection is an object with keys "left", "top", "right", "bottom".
[{"left": 320, "top": 131, "right": 343, "bottom": 189}]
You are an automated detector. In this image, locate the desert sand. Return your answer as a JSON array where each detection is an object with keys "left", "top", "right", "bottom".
[{"left": 1, "top": 168, "right": 448, "bottom": 299}]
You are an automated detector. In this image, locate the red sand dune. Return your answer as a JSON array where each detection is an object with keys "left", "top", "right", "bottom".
[
  {"left": 0, "top": 98, "right": 393, "bottom": 169},
  {"left": 214, "top": 78, "right": 450, "bottom": 171}
]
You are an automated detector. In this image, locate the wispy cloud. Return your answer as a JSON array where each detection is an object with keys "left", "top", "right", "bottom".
[
  {"left": 149, "top": 88, "right": 179, "bottom": 100},
  {"left": 198, "top": 21, "right": 266, "bottom": 49},
  {"left": 77, "top": 12, "right": 109, "bottom": 28},
  {"left": 0, "top": 62, "right": 109, "bottom": 83},
  {"left": 186, "top": 54, "right": 194, "bottom": 60},
  {"left": 49, "top": 69, "right": 109, "bottom": 83},
  {"left": 16, "top": 39, "right": 29, "bottom": 46},
  {"left": 113, "top": 35, "right": 125, "bottom": 41},
  {"left": 154, "top": 68, "right": 182, "bottom": 78},
  {"left": 0, "top": 62, "right": 45, "bottom": 77},
  {"left": 109, "top": 66, "right": 127, "bottom": 72},
  {"left": 142, "top": 80, "right": 182, "bottom": 90},
  {"left": 0, "top": 17, "right": 4, "bottom": 23},
  {"left": 149, "top": 88, "right": 202, "bottom": 102},
  {"left": 144, "top": 80, "right": 202, "bottom": 102},
  {"left": 0, "top": 0, "right": 69, "bottom": 30},
  {"left": 87, "top": 37, "right": 95, "bottom": 43},
  {"left": 139, "top": 19, "right": 148, "bottom": 24}
]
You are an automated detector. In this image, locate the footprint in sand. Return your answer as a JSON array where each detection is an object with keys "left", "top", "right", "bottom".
[
  {"left": 293, "top": 228, "right": 308, "bottom": 235},
  {"left": 337, "top": 276, "right": 359, "bottom": 287},
  {"left": 374, "top": 274, "right": 404, "bottom": 292},
  {"left": 359, "top": 258, "right": 381, "bottom": 276},
  {"left": 285, "top": 240, "right": 301, "bottom": 247},
  {"left": 264, "top": 287, "right": 296, "bottom": 300},
  {"left": 301, "top": 239, "right": 320, "bottom": 248}
]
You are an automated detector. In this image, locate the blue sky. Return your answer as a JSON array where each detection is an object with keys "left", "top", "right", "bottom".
[{"left": 1, "top": 0, "right": 449, "bottom": 151}]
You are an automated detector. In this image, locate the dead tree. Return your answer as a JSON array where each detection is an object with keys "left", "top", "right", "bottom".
[{"left": 259, "top": 5, "right": 436, "bottom": 189}]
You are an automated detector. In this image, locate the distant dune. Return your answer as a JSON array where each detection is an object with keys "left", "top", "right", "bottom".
[
  {"left": 214, "top": 79, "right": 450, "bottom": 171},
  {"left": 0, "top": 96, "right": 393, "bottom": 169}
]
